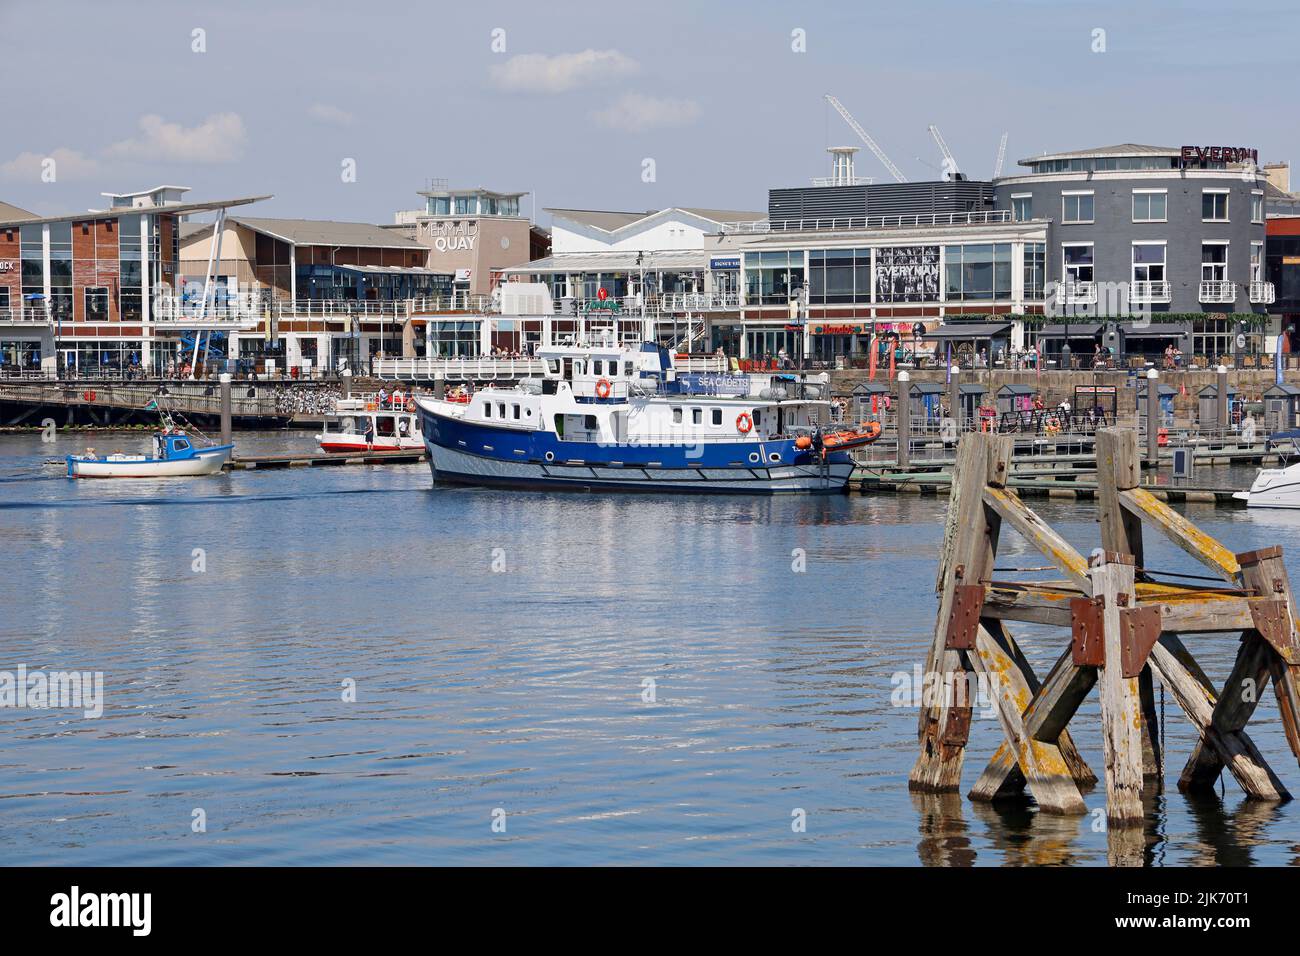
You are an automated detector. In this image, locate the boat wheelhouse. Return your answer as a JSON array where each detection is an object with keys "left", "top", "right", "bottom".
[
  {"left": 415, "top": 336, "right": 874, "bottom": 494},
  {"left": 317, "top": 396, "right": 422, "bottom": 453}
]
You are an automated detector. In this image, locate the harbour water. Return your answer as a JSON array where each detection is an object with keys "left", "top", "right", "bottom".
[{"left": 0, "top": 431, "right": 1297, "bottom": 865}]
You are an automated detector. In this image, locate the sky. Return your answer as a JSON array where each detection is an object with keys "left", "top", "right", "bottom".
[{"left": 1, "top": 0, "right": 1295, "bottom": 227}]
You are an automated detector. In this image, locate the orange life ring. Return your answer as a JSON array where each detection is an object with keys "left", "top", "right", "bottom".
[
  {"left": 595, "top": 377, "right": 612, "bottom": 399},
  {"left": 406, "top": 399, "right": 416, "bottom": 413},
  {"left": 736, "top": 412, "right": 753, "bottom": 434}
]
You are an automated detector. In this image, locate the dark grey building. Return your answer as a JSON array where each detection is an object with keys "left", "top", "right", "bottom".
[
  {"left": 992, "top": 144, "right": 1273, "bottom": 361},
  {"left": 769, "top": 180, "right": 993, "bottom": 226}
]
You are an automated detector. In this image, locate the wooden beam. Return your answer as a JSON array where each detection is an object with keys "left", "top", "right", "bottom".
[
  {"left": 982, "top": 486, "right": 1092, "bottom": 593},
  {"left": 1092, "top": 554, "right": 1146, "bottom": 825},
  {"left": 1119, "top": 488, "right": 1240, "bottom": 584},
  {"left": 912, "top": 434, "right": 1003, "bottom": 792},
  {"left": 967, "top": 621, "right": 1087, "bottom": 814},
  {"left": 1149, "top": 635, "right": 1289, "bottom": 800},
  {"left": 1179, "top": 634, "right": 1275, "bottom": 792}
]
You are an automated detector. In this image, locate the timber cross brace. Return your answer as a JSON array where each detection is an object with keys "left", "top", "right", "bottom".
[{"left": 909, "top": 428, "right": 1300, "bottom": 828}]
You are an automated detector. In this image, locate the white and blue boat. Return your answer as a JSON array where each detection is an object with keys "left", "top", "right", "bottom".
[
  {"left": 415, "top": 338, "right": 874, "bottom": 494},
  {"left": 66, "top": 432, "right": 234, "bottom": 478}
]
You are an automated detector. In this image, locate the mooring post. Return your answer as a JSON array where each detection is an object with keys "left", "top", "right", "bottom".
[
  {"left": 218, "top": 372, "right": 232, "bottom": 446},
  {"left": 1090, "top": 550, "right": 1146, "bottom": 825},
  {"left": 1216, "top": 364, "right": 1229, "bottom": 435},
  {"left": 341, "top": 368, "right": 352, "bottom": 399},
  {"left": 1096, "top": 427, "right": 1160, "bottom": 784},
  {"left": 948, "top": 365, "right": 961, "bottom": 434},
  {"left": 433, "top": 377, "right": 446, "bottom": 400},
  {"left": 896, "top": 370, "right": 911, "bottom": 469},
  {"left": 1144, "top": 367, "right": 1160, "bottom": 470}
]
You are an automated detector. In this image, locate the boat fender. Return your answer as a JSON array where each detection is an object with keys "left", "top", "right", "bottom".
[{"left": 794, "top": 435, "right": 812, "bottom": 450}]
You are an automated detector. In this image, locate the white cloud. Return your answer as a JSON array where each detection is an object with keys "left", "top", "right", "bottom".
[
  {"left": 105, "top": 113, "right": 247, "bottom": 164},
  {"left": 489, "top": 49, "right": 639, "bottom": 93},
  {"left": 591, "top": 93, "right": 703, "bottom": 132},
  {"left": 0, "top": 147, "right": 99, "bottom": 181},
  {"left": 308, "top": 103, "right": 354, "bottom": 126}
]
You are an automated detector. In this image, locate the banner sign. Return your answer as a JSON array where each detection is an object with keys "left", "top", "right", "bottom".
[
  {"left": 709, "top": 257, "right": 740, "bottom": 270},
  {"left": 678, "top": 373, "right": 750, "bottom": 396}
]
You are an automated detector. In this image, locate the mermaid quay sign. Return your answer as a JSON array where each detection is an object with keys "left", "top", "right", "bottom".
[{"left": 419, "top": 221, "right": 477, "bottom": 252}]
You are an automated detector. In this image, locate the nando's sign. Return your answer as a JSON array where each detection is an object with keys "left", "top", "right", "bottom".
[{"left": 1180, "top": 145, "right": 1258, "bottom": 165}]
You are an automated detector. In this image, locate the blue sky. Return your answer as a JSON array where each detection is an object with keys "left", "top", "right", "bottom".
[{"left": 1, "top": 0, "right": 1293, "bottom": 224}]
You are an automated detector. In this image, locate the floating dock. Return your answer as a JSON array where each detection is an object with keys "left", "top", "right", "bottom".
[{"left": 225, "top": 450, "right": 426, "bottom": 470}]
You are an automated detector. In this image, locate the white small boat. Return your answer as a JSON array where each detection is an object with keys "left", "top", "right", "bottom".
[
  {"left": 66, "top": 433, "right": 233, "bottom": 478},
  {"left": 316, "top": 395, "right": 422, "bottom": 453},
  {"left": 1235, "top": 461, "right": 1300, "bottom": 508}
]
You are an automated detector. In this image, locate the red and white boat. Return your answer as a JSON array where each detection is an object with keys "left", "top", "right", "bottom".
[{"left": 316, "top": 395, "right": 423, "bottom": 453}]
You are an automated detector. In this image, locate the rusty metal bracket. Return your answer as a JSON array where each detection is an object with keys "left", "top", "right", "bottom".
[
  {"left": 1120, "top": 605, "right": 1163, "bottom": 679},
  {"left": 1070, "top": 596, "right": 1106, "bottom": 667},
  {"left": 945, "top": 584, "right": 984, "bottom": 650},
  {"left": 1249, "top": 599, "right": 1300, "bottom": 666},
  {"left": 940, "top": 705, "right": 973, "bottom": 747}
]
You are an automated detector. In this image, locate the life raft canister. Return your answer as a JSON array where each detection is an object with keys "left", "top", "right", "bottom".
[
  {"left": 595, "top": 377, "right": 612, "bottom": 399},
  {"left": 83, "top": 390, "right": 96, "bottom": 402},
  {"left": 736, "top": 412, "right": 753, "bottom": 434}
]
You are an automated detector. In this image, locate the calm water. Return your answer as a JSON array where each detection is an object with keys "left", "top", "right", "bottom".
[{"left": 0, "top": 430, "right": 1297, "bottom": 865}]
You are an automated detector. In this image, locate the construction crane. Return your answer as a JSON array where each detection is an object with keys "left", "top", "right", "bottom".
[
  {"left": 927, "top": 124, "right": 962, "bottom": 181},
  {"left": 993, "top": 132, "right": 1008, "bottom": 179},
  {"left": 824, "top": 94, "right": 907, "bottom": 184}
]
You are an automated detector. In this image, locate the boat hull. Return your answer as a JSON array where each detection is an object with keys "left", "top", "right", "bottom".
[
  {"left": 1237, "top": 463, "right": 1300, "bottom": 508},
  {"left": 66, "top": 446, "right": 232, "bottom": 478},
  {"left": 422, "top": 430, "right": 852, "bottom": 494}
]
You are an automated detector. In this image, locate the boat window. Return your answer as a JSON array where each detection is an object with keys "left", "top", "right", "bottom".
[
  {"left": 497, "top": 403, "right": 506, "bottom": 418},
  {"left": 174, "top": 439, "right": 190, "bottom": 451},
  {"left": 584, "top": 415, "right": 597, "bottom": 431},
  {"left": 512, "top": 404, "right": 520, "bottom": 419},
  {"left": 547, "top": 360, "right": 560, "bottom": 375},
  {"left": 593, "top": 360, "right": 602, "bottom": 375},
  {"left": 711, "top": 408, "right": 722, "bottom": 426},
  {"left": 624, "top": 362, "right": 634, "bottom": 377},
  {"left": 672, "top": 407, "right": 682, "bottom": 425},
  {"left": 753, "top": 410, "right": 762, "bottom": 427},
  {"left": 483, "top": 403, "right": 492, "bottom": 418},
  {"left": 692, "top": 407, "right": 702, "bottom": 425}
]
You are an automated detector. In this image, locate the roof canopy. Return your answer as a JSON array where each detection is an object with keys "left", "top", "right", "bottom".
[
  {"left": 923, "top": 322, "right": 1012, "bottom": 340},
  {"left": 0, "top": 194, "right": 270, "bottom": 229}
]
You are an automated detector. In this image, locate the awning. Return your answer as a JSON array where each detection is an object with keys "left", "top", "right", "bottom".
[
  {"left": 502, "top": 251, "right": 709, "bottom": 273},
  {"left": 1036, "top": 323, "right": 1103, "bottom": 338},
  {"left": 334, "top": 264, "right": 453, "bottom": 277},
  {"left": 1121, "top": 322, "right": 1187, "bottom": 338},
  {"left": 923, "top": 322, "right": 1012, "bottom": 340}
]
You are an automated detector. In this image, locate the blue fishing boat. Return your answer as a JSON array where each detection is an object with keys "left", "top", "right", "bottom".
[
  {"left": 66, "top": 432, "right": 234, "bottom": 478},
  {"left": 414, "top": 339, "right": 877, "bottom": 494}
]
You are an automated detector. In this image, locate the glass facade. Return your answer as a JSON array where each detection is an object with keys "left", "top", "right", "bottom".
[
  {"left": 427, "top": 321, "right": 479, "bottom": 357},
  {"left": 118, "top": 213, "right": 143, "bottom": 322},
  {"left": 744, "top": 251, "right": 805, "bottom": 305},
  {"left": 944, "top": 244, "right": 1011, "bottom": 300},
  {"left": 1024, "top": 243, "right": 1045, "bottom": 299}
]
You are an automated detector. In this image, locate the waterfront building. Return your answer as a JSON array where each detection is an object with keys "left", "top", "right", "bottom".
[
  {"left": 0, "top": 186, "right": 266, "bottom": 374},
  {"left": 991, "top": 143, "right": 1274, "bottom": 363},
  {"left": 390, "top": 182, "right": 550, "bottom": 298}
]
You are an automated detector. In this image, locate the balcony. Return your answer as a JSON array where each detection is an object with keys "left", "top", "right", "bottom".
[
  {"left": 1128, "top": 280, "right": 1172, "bottom": 304},
  {"left": 716, "top": 209, "right": 1014, "bottom": 234},
  {"left": 1199, "top": 280, "right": 1238, "bottom": 304},
  {"left": 1062, "top": 281, "right": 1097, "bottom": 305},
  {"left": 0, "top": 308, "right": 53, "bottom": 326},
  {"left": 1249, "top": 280, "right": 1276, "bottom": 305},
  {"left": 659, "top": 292, "right": 740, "bottom": 312}
]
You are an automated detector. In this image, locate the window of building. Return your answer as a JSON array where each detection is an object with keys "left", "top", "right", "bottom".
[
  {"left": 1010, "top": 195, "right": 1032, "bottom": 222},
  {"left": 84, "top": 287, "right": 109, "bottom": 319},
  {"left": 1132, "top": 243, "right": 1166, "bottom": 283},
  {"left": 427, "top": 196, "right": 451, "bottom": 216},
  {"left": 1024, "top": 243, "right": 1046, "bottom": 299},
  {"left": 1202, "top": 242, "right": 1228, "bottom": 281},
  {"left": 1251, "top": 242, "right": 1264, "bottom": 282},
  {"left": 1132, "top": 191, "right": 1168, "bottom": 222},
  {"left": 745, "top": 251, "right": 806, "bottom": 306},
  {"left": 454, "top": 196, "right": 473, "bottom": 215},
  {"left": 1252, "top": 191, "right": 1264, "bottom": 223},
  {"left": 1062, "top": 244, "right": 1094, "bottom": 283},
  {"left": 944, "top": 244, "right": 1012, "bottom": 300},
  {"left": 1202, "top": 190, "right": 1229, "bottom": 222},
  {"left": 1062, "top": 192, "right": 1094, "bottom": 224}
]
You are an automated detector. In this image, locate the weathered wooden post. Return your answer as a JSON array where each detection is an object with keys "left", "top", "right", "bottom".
[
  {"left": 1090, "top": 550, "right": 1146, "bottom": 825},
  {"left": 218, "top": 372, "right": 232, "bottom": 446},
  {"left": 896, "top": 370, "right": 911, "bottom": 469},
  {"left": 1144, "top": 367, "right": 1160, "bottom": 469},
  {"left": 433, "top": 377, "right": 446, "bottom": 400}
]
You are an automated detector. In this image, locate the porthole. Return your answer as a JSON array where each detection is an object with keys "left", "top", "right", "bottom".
[
  {"left": 545, "top": 451, "right": 555, "bottom": 462},
  {"left": 769, "top": 452, "right": 782, "bottom": 463},
  {"left": 748, "top": 452, "right": 760, "bottom": 464}
]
